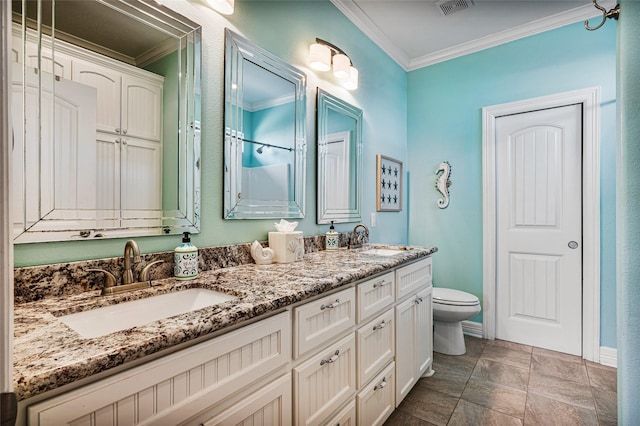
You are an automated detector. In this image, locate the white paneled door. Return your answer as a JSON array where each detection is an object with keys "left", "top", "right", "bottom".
[{"left": 495, "top": 104, "right": 583, "bottom": 356}]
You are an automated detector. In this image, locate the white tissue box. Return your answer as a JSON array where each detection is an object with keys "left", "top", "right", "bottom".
[{"left": 268, "top": 231, "right": 304, "bottom": 263}]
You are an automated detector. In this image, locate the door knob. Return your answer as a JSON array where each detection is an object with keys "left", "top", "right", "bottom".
[{"left": 568, "top": 241, "right": 579, "bottom": 249}]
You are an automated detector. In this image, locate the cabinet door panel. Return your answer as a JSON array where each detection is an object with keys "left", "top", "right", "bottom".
[
  {"left": 121, "top": 75, "right": 163, "bottom": 141},
  {"left": 120, "top": 137, "right": 162, "bottom": 212},
  {"left": 73, "top": 58, "right": 122, "bottom": 134},
  {"left": 357, "top": 272, "right": 395, "bottom": 323},
  {"left": 294, "top": 334, "right": 356, "bottom": 426},
  {"left": 356, "top": 362, "right": 395, "bottom": 426},
  {"left": 416, "top": 286, "right": 433, "bottom": 377},
  {"left": 396, "top": 257, "right": 432, "bottom": 300},
  {"left": 356, "top": 308, "right": 394, "bottom": 387},
  {"left": 395, "top": 297, "right": 417, "bottom": 405}
]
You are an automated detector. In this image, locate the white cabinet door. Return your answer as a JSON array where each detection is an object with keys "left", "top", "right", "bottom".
[
  {"left": 95, "top": 132, "right": 121, "bottom": 212},
  {"left": 198, "top": 373, "right": 292, "bottom": 426},
  {"left": 356, "top": 308, "right": 394, "bottom": 387},
  {"left": 324, "top": 401, "right": 356, "bottom": 426},
  {"left": 294, "top": 333, "right": 356, "bottom": 426},
  {"left": 72, "top": 58, "right": 122, "bottom": 135},
  {"left": 121, "top": 74, "right": 163, "bottom": 141},
  {"left": 120, "top": 137, "right": 162, "bottom": 212},
  {"left": 356, "top": 362, "right": 395, "bottom": 426},
  {"left": 395, "top": 296, "right": 417, "bottom": 405},
  {"left": 24, "top": 39, "right": 72, "bottom": 79},
  {"left": 357, "top": 272, "right": 395, "bottom": 323},
  {"left": 416, "top": 286, "right": 433, "bottom": 377},
  {"left": 396, "top": 257, "right": 432, "bottom": 300}
]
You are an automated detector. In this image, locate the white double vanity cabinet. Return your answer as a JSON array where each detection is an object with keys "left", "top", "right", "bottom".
[{"left": 25, "top": 257, "right": 433, "bottom": 426}]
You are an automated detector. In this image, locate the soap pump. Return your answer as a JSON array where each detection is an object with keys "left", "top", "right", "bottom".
[
  {"left": 175, "top": 231, "right": 198, "bottom": 280},
  {"left": 325, "top": 221, "right": 339, "bottom": 251}
]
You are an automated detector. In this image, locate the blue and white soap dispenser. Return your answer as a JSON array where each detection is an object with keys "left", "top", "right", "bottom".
[{"left": 175, "top": 232, "right": 198, "bottom": 280}]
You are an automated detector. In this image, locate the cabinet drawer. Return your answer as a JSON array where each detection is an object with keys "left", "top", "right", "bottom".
[
  {"left": 396, "top": 257, "right": 432, "bottom": 300},
  {"left": 199, "top": 373, "right": 292, "bottom": 426},
  {"left": 356, "top": 308, "right": 394, "bottom": 388},
  {"left": 357, "top": 272, "right": 395, "bottom": 323},
  {"left": 294, "top": 287, "right": 356, "bottom": 358},
  {"left": 28, "top": 312, "right": 291, "bottom": 426},
  {"left": 356, "top": 362, "right": 395, "bottom": 426},
  {"left": 294, "top": 334, "right": 356, "bottom": 426},
  {"left": 324, "top": 400, "right": 356, "bottom": 426}
]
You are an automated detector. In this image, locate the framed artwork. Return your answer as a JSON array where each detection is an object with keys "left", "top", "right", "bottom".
[{"left": 376, "top": 154, "right": 402, "bottom": 212}]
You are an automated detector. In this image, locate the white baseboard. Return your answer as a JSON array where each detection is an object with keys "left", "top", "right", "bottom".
[
  {"left": 599, "top": 346, "right": 617, "bottom": 368},
  {"left": 462, "top": 320, "right": 483, "bottom": 338}
]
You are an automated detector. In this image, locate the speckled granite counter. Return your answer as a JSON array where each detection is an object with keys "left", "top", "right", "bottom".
[{"left": 14, "top": 245, "right": 436, "bottom": 401}]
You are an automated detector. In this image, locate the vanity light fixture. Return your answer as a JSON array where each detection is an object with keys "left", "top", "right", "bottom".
[
  {"left": 206, "top": 0, "right": 234, "bottom": 15},
  {"left": 309, "top": 38, "right": 358, "bottom": 90}
]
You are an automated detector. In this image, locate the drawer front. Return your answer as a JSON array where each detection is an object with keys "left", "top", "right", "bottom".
[
  {"left": 356, "top": 308, "right": 395, "bottom": 388},
  {"left": 294, "top": 287, "right": 356, "bottom": 358},
  {"left": 396, "top": 257, "right": 432, "bottom": 300},
  {"left": 200, "top": 373, "right": 292, "bottom": 426},
  {"left": 294, "top": 334, "right": 356, "bottom": 426},
  {"left": 357, "top": 272, "right": 395, "bottom": 323},
  {"left": 28, "top": 312, "right": 291, "bottom": 426},
  {"left": 324, "top": 400, "right": 356, "bottom": 426},
  {"left": 356, "top": 362, "right": 396, "bottom": 426}
]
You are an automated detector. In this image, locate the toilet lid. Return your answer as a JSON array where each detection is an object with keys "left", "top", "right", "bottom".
[{"left": 433, "top": 288, "right": 479, "bottom": 306}]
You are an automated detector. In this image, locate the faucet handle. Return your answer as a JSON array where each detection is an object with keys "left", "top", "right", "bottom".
[
  {"left": 87, "top": 269, "right": 117, "bottom": 290},
  {"left": 140, "top": 260, "right": 164, "bottom": 283}
]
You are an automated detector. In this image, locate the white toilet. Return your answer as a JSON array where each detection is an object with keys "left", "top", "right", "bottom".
[{"left": 432, "top": 288, "right": 481, "bottom": 355}]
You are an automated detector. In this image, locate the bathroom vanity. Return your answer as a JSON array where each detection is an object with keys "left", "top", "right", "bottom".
[{"left": 13, "top": 246, "right": 435, "bottom": 425}]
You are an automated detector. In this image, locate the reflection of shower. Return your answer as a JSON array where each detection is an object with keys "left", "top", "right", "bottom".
[{"left": 256, "top": 145, "right": 266, "bottom": 154}]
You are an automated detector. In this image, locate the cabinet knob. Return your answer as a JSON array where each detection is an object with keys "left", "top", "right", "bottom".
[
  {"left": 116, "top": 128, "right": 120, "bottom": 133},
  {"left": 122, "top": 140, "right": 128, "bottom": 145},
  {"left": 373, "top": 280, "right": 388, "bottom": 288},
  {"left": 373, "top": 320, "right": 387, "bottom": 331},
  {"left": 374, "top": 377, "right": 388, "bottom": 391},
  {"left": 122, "top": 129, "right": 127, "bottom": 134},
  {"left": 320, "top": 350, "right": 340, "bottom": 366},
  {"left": 321, "top": 298, "right": 340, "bottom": 310},
  {"left": 115, "top": 138, "right": 120, "bottom": 144}
]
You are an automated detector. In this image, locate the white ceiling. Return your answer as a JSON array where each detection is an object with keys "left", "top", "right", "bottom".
[{"left": 331, "top": 0, "right": 617, "bottom": 71}]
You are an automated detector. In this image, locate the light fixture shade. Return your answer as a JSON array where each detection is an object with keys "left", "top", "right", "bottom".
[
  {"left": 332, "top": 53, "right": 350, "bottom": 79},
  {"left": 206, "top": 0, "right": 234, "bottom": 15},
  {"left": 343, "top": 66, "right": 358, "bottom": 90},
  {"left": 309, "top": 43, "right": 331, "bottom": 72}
]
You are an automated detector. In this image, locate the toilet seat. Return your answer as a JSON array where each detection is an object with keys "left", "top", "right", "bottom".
[{"left": 433, "top": 288, "right": 479, "bottom": 306}]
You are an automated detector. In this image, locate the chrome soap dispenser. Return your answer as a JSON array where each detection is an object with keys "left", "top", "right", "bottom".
[{"left": 175, "top": 232, "right": 198, "bottom": 280}]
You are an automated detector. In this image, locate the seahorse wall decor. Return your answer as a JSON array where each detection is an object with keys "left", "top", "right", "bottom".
[{"left": 435, "top": 161, "right": 452, "bottom": 209}]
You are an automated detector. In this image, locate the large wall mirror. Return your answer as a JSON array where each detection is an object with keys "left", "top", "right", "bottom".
[
  {"left": 223, "top": 29, "right": 307, "bottom": 219},
  {"left": 316, "top": 89, "right": 363, "bottom": 224},
  {"left": 11, "top": 0, "right": 201, "bottom": 243}
]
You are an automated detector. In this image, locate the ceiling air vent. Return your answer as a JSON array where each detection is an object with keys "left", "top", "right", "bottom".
[{"left": 435, "top": 0, "right": 475, "bottom": 16}]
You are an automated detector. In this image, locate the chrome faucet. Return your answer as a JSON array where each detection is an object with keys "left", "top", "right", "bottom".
[
  {"left": 349, "top": 223, "right": 369, "bottom": 249},
  {"left": 123, "top": 239, "right": 141, "bottom": 285}
]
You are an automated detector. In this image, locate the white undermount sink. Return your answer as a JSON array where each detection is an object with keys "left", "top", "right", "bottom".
[
  {"left": 360, "top": 247, "right": 409, "bottom": 256},
  {"left": 59, "top": 288, "right": 237, "bottom": 338}
]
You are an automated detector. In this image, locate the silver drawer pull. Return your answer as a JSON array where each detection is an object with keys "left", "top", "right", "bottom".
[
  {"left": 415, "top": 296, "right": 424, "bottom": 304},
  {"left": 321, "top": 298, "right": 340, "bottom": 310},
  {"left": 320, "top": 350, "right": 340, "bottom": 365},
  {"left": 373, "top": 320, "right": 387, "bottom": 331},
  {"left": 374, "top": 377, "right": 387, "bottom": 391},
  {"left": 373, "top": 280, "right": 388, "bottom": 288}
]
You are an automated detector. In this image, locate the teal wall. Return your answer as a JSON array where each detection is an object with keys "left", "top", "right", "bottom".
[
  {"left": 406, "top": 22, "right": 617, "bottom": 347},
  {"left": 13, "top": 0, "right": 408, "bottom": 266},
  {"left": 617, "top": 0, "right": 640, "bottom": 421}
]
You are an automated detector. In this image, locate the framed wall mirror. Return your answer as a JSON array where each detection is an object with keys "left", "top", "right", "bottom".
[
  {"left": 316, "top": 89, "right": 363, "bottom": 224},
  {"left": 223, "top": 29, "right": 307, "bottom": 219},
  {"left": 11, "top": 0, "right": 201, "bottom": 243}
]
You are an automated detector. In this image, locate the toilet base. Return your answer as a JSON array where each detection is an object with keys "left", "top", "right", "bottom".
[{"left": 433, "top": 320, "right": 466, "bottom": 355}]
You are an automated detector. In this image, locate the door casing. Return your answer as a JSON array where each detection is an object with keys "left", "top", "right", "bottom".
[{"left": 482, "top": 87, "right": 601, "bottom": 362}]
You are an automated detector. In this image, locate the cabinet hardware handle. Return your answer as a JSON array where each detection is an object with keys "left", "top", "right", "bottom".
[
  {"left": 321, "top": 298, "right": 340, "bottom": 310},
  {"left": 374, "top": 377, "right": 387, "bottom": 391},
  {"left": 115, "top": 138, "right": 120, "bottom": 144},
  {"left": 373, "top": 320, "right": 387, "bottom": 331},
  {"left": 320, "top": 350, "right": 340, "bottom": 365},
  {"left": 373, "top": 280, "right": 388, "bottom": 288},
  {"left": 122, "top": 140, "right": 128, "bottom": 145},
  {"left": 116, "top": 128, "right": 120, "bottom": 133},
  {"left": 415, "top": 296, "right": 424, "bottom": 304},
  {"left": 122, "top": 129, "right": 127, "bottom": 134}
]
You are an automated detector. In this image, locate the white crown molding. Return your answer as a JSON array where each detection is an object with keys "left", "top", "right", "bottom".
[
  {"left": 245, "top": 93, "right": 295, "bottom": 113},
  {"left": 332, "top": 0, "right": 616, "bottom": 72},
  {"left": 331, "top": 0, "right": 410, "bottom": 70}
]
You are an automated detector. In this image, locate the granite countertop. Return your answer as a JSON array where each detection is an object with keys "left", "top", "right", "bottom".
[{"left": 13, "top": 245, "right": 437, "bottom": 401}]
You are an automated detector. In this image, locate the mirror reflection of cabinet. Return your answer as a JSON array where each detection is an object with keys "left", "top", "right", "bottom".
[
  {"left": 223, "top": 29, "right": 307, "bottom": 219},
  {"left": 11, "top": 0, "right": 201, "bottom": 243},
  {"left": 316, "top": 89, "right": 363, "bottom": 224}
]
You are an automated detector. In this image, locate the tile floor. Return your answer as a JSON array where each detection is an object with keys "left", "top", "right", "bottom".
[{"left": 385, "top": 336, "right": 617, "bottom": 425}]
